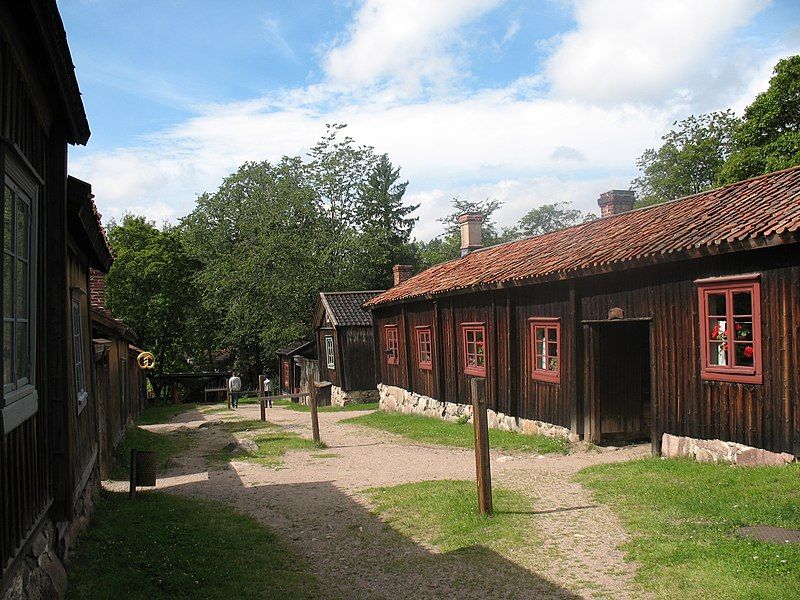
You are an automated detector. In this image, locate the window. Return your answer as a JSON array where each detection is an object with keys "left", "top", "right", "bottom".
[
  {"left": 462, "top": 323, "right": 486, "bottom": 376},
  {"left": 416, "top": 326, "right": 432, "bottom": 369},
  {"left": 3, "top": 158, "right": 38, "bottom": 432},
  {"left": 385, "top": 325, "right": 399, "bottom": 365},
  {"left": 71, "top": 292, "right": 88, "bottom": 410},
  {"left": 697, "top": 275, "right": 762, "bottom": 384},
  {"left": 530, "top": 319, "right": 560, "bottom": 383},
  {"left": 325, "top": 335, "right": 335, "bottom": 370}
]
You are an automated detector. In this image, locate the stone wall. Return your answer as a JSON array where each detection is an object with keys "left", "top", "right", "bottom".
[
  {"left": 331, "top": 385, "right": 379, "bottom": 407},
  {"left": 661, "top": 433, "right": 795, "bottom": 466},
  {"left": 2, "top": 468, "right": 99, "bottom": 600},
  {"left": 378, "top": 384, "right": 579, "bottom": 442}
]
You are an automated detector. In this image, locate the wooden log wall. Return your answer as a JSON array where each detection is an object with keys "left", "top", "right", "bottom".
[
  {"left": 372, "top": 243, "right": 799, "bottom": 456},
  {"left": 340, "top": 327, "right": 378, "bottom": 392}
]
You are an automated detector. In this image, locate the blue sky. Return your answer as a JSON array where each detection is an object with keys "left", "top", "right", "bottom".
[{"left": 60, "top": 0, "right": 800, "bottom": 239}]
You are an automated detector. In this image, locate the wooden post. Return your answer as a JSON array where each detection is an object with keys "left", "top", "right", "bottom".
[
  {"left": 259, "top": 374, "right": 266, "bottom": 421},
  {"left": 471, "top": 377, "right": 493, "bottom": 516},
  {"left": 129, "top": 449, "right": 137, "bottom": 500},
  {"left": 226, "top": 379, "right": 231, "bottom": 409},
  {"left": 310, "top": 384, "right": 321, "bottom": 444}
]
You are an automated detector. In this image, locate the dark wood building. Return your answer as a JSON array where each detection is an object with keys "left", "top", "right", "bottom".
[
  {"left": 313, "top": 291, "right": 383, "bottom": 405},
  {"left": 276, "top": 339, "right": 314, "bottom": 394},
  {"left": 367, "top": 171, "right": 800, "bottom": 458},
  {"left": 1, "top": 2, "right": 144, "bottom": 595}
]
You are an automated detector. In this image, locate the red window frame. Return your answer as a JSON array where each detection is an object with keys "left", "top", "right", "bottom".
[
  {"left": 530, "top": 318, "right": 560, "bottom": 383},
  {"left": 462, "top": 323, "right": 486, "bottom": 377},
  {"left": 697, "top": 274, "right": 762, "bottom": 384},
  {"left": 416, "top": 326, "right": 432, "bottom": 370},
  {"left": 385, "top": 325, "right": 399, "bottom": 365}
]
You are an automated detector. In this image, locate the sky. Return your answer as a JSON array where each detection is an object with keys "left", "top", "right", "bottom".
[{"left": 59, "top": 0, "right": 800, "bottom": 240}]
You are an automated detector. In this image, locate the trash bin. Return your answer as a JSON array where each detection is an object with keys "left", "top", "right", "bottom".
[{"left": 313, "top": 381, "right": 332, "bottom": 406}]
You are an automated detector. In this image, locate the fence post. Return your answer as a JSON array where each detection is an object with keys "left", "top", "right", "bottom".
[
  {"left": 471, "top": 377, "right": 493, "bottom": 517},
  {"left": 259, "top": 374, "right": 266, "bottom": 421}
]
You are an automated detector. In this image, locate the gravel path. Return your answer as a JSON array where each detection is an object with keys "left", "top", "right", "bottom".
[{"left": 109, "top": 405, "right": 651, "bottom": 599}]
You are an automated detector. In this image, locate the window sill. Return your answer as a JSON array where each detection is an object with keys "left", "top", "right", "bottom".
[
  {"left": 77, "top": 391, "right": 89, "bottom": 415},
  {"left": 532, "top": 373, "right": 560, "bottom": 384},
  {"left": 464, "top": 368, "right": 486, "bottom": 377},
  {"left": 2, "top": 388, "right": 39, "bottom": 434},
  {"left": 418, "top": 363, "right": 433, "bottom": 371},
  {"left": 701, "top": 371, "right": 763, "bottom": 385}
]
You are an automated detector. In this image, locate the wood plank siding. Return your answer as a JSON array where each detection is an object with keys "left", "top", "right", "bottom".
[{"left": 372, "top": 244, "right": 800, "bottom": 456}]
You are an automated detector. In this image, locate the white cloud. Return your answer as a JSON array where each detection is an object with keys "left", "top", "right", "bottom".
[
  {"left": 262, "top": 17, "right": 297, "bottom": 61},
  {"left": 546, "top": 0, "right": 770, "bottom": 105},
  {"left": 323, "top": 0, "right": 502, "bottom": 94}
]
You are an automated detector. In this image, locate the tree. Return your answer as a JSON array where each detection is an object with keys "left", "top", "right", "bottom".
[
  {"left": 514, "top": 202, "right": 595, "bottom": 237},
  {"left": 354, "top": 154, "right": 419, "bottom": 288},
  {"left": 719, "top": 55, "right": 800, "bottom": 183},
  {"left": 105, "top": 215, "right": 203, "bottom": 397},
  {"left": 631, "top": 111, "right": 738, "bottom": 206}
]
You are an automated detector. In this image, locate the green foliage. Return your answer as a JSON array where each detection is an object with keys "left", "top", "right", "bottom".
[
  {"left": 632, "top": 111, "right": 738, "bottom": 206},
  {"left": 367, "top": 480, "right": 531, "bottom": 553},
  {"left": 343, "top": 411, "right": 570, "bottom": 454},
  {"left": 206, "top": 426, "right": 326, "bottom": 469},
  {"left": 67, "top": 491, "right": 323, "bottom": 599},
  {"left": 577, "top": 458, "right": 800, "bottom": 599},
  {"left": 106, "top": 215, "right": 209, "bottom": 380},
  {"left": 513, "top": 202, "right": 595, "bottom": 237},
  {"left": 136, "top": 402, "right": 198, "bottom": 425},
  {"left": 720, "top": 55, "right": 800, "bottom": 183}
]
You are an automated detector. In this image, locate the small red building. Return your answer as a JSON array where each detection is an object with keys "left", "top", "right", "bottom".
[{"left": 366, "top": 169, "right": 800, "bottom": 459}]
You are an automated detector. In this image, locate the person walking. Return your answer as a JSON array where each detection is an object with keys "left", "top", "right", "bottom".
[
  {"left": 228, "top": 371, "right": 242, "bottom": 409},
  {"left": 263, "top": 376, "right": 273, "bottom": 408}
]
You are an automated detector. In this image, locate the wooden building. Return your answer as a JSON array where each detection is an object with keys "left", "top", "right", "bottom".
[
  {"left": 88, "top": 267, "right": 146, "bottom": 478},
  {"left": 276, "top": 338, "right": 315, "bottom": 394},
  {"left": 1, "top": 2, "right": 144, "bottom": 595},
  {"left": 313, "top": 291, "right": 383, "bottom": 405},
  {"left": 366, "top": 170, "right": 800, "bottom": 458}
]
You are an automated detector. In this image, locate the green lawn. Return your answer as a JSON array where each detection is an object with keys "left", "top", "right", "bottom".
[
  {"left": 367, "top": 480, "right": 532, "bottom": 553},
  {"left": 343, "top": 411, "right": 569, "bottom": 454},
  {"left": 136, "top": 402, "right": 197, "bottom": 425},
  {"left": 110, "top": 426, "right": 194, "bottom": 481},
  {"left": 206, "top": 422, "right": 326, "bottom": 469},
  {"left": 281, "top": 401, "right": 379, "bottom": 413},
  {"left": 67, "top": 491, "right": 323, "bottom": 599},
  {"left": 576, "top": 458, "right": 800, "bottom": 599}
]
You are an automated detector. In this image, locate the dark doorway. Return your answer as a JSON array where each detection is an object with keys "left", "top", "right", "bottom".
[{"left": 584, "top": 321, "right": 652, "bottom": 445}]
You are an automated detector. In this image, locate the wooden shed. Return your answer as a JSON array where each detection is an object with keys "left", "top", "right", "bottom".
[
  {"left": 313, "top": 291, "right": 383, "bottom": 405},
  {"left": 276, "top": 338, "right": 315, "bottom": 394},
  {"left": 366, "top": 170, "right": 800, "bottom": 459}
]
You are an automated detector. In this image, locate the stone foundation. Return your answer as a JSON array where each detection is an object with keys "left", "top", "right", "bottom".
[
  {"left": 661, "top": 433, "right": 795, "bottom": 466},
  {"left": 331, "top": 385, "right": 379, "bottom": 407},
  {"left": 2, "top": 467, "right": 99, "bottom": 600},
  {"left": 378, "top": 384, "right": 578, "bottom": 442}
]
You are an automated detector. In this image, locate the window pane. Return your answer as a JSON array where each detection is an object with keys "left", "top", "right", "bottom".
[
  {"left": 734, "top": 343, "right": 754, "bottom": 367},
  {"left": 3, "top": 321, "right": 13, "bottom": 385},
  {"left": 548, "top": 357, "right": 559, "bottom": 372},
  {"left": 4, "top": 186, "right": 13, "bottom": 252},
  {"left": 707, "top": 293, "right": 726, "bottom": 316},
  {"left": 708, "top": 318, "right": 727, "bottom": 342},
  {"left": 733, "top": 318, "right": 753, "bottom": 341},
  {"left": 538, "top": 355, "right": 546, "bottom": 370},
  {"left": 16, "top": 197, "right": 28, "bottom": 260},
  {"left": 16, "top": 321, "right": 28, "bottom": 380},
  {"left": 475, "top": 330, "right": 484, "bottom": 343},
  {"left": 547, "top": 327, "right": 557, "bottom": 342},
  {"left": 548, "top": 342, "right": 558, "bottom": 360},
  {"left": 3, "top": 254, "right": 12, "bottom": 317},
  {"left": 535, "top": 328, "right": 544, "bottom": 341},
  {"left": 709, "top": 341, "right": 728, "bottom": 366},
  {"left": 16, "top": 258, "right": 26, "bottom": 318},
  {"left": 732, "top": 291, "right": 752, "bottom": 316}
]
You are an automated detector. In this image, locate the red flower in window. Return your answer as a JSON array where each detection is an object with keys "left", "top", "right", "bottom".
[{"left": 743, "top": 346, "right": 754, "bottom": 358}]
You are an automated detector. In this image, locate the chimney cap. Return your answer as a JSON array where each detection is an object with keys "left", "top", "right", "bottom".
[
  {"left": 458, "top": 212, "right": 484, "bottom": 224},
  {"left": 597, "top": 189, "right": 635, "bottom": 217}
]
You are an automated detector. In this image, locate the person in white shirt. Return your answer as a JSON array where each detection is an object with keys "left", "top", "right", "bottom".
[
  {"left": 263, "top": 376, "right": 273, "bottom": 408},
  {"left": 228, "top": 372, "right": 242, "bottom": 409}
]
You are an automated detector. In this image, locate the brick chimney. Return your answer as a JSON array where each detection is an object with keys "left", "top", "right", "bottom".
[
  {"left": 89, "top": 268, "right": 107, "bottom": 311},
  {"left": 597, "top": 190, "right": 635, "bottom": 217},
  {"left": 458, "top": 212, "right": 484, "bottom": 257},
  {"left": 393, "top": 264, "right": 414, "bottom": 286}
]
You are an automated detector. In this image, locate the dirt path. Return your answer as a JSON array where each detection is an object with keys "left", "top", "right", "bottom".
[{"left": 109, "top": 405, "right": 650, "bottom": 599}]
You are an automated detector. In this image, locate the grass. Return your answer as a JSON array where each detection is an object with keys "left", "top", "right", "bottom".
[
  {"left": 206, "top": 425, "right": 326, "bottom": 469},
  {"left": 367, "top": 480, "right": 532, "bottom": 553},
  {"left": 281, "top": 401, "right": 379, "bottom": 413},
  {"left": 110, "top": 427, "right": 194, "bottom": 481},
  {"left": 136, "top": 402, "right": 197, "bottom": 425},
  {"left": 67, "top": 490, "right": 322, "bottom": 599},
  {"left": 576, "top": 458, "right": 800, "bottom": 599},
  {"left": 342, "top": 411, "right": 569, "bottom": 454}
]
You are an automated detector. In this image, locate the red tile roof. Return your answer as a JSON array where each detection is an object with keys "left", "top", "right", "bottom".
[{"left": 367, "top": 166, "right": 800, "bottom": 307}]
